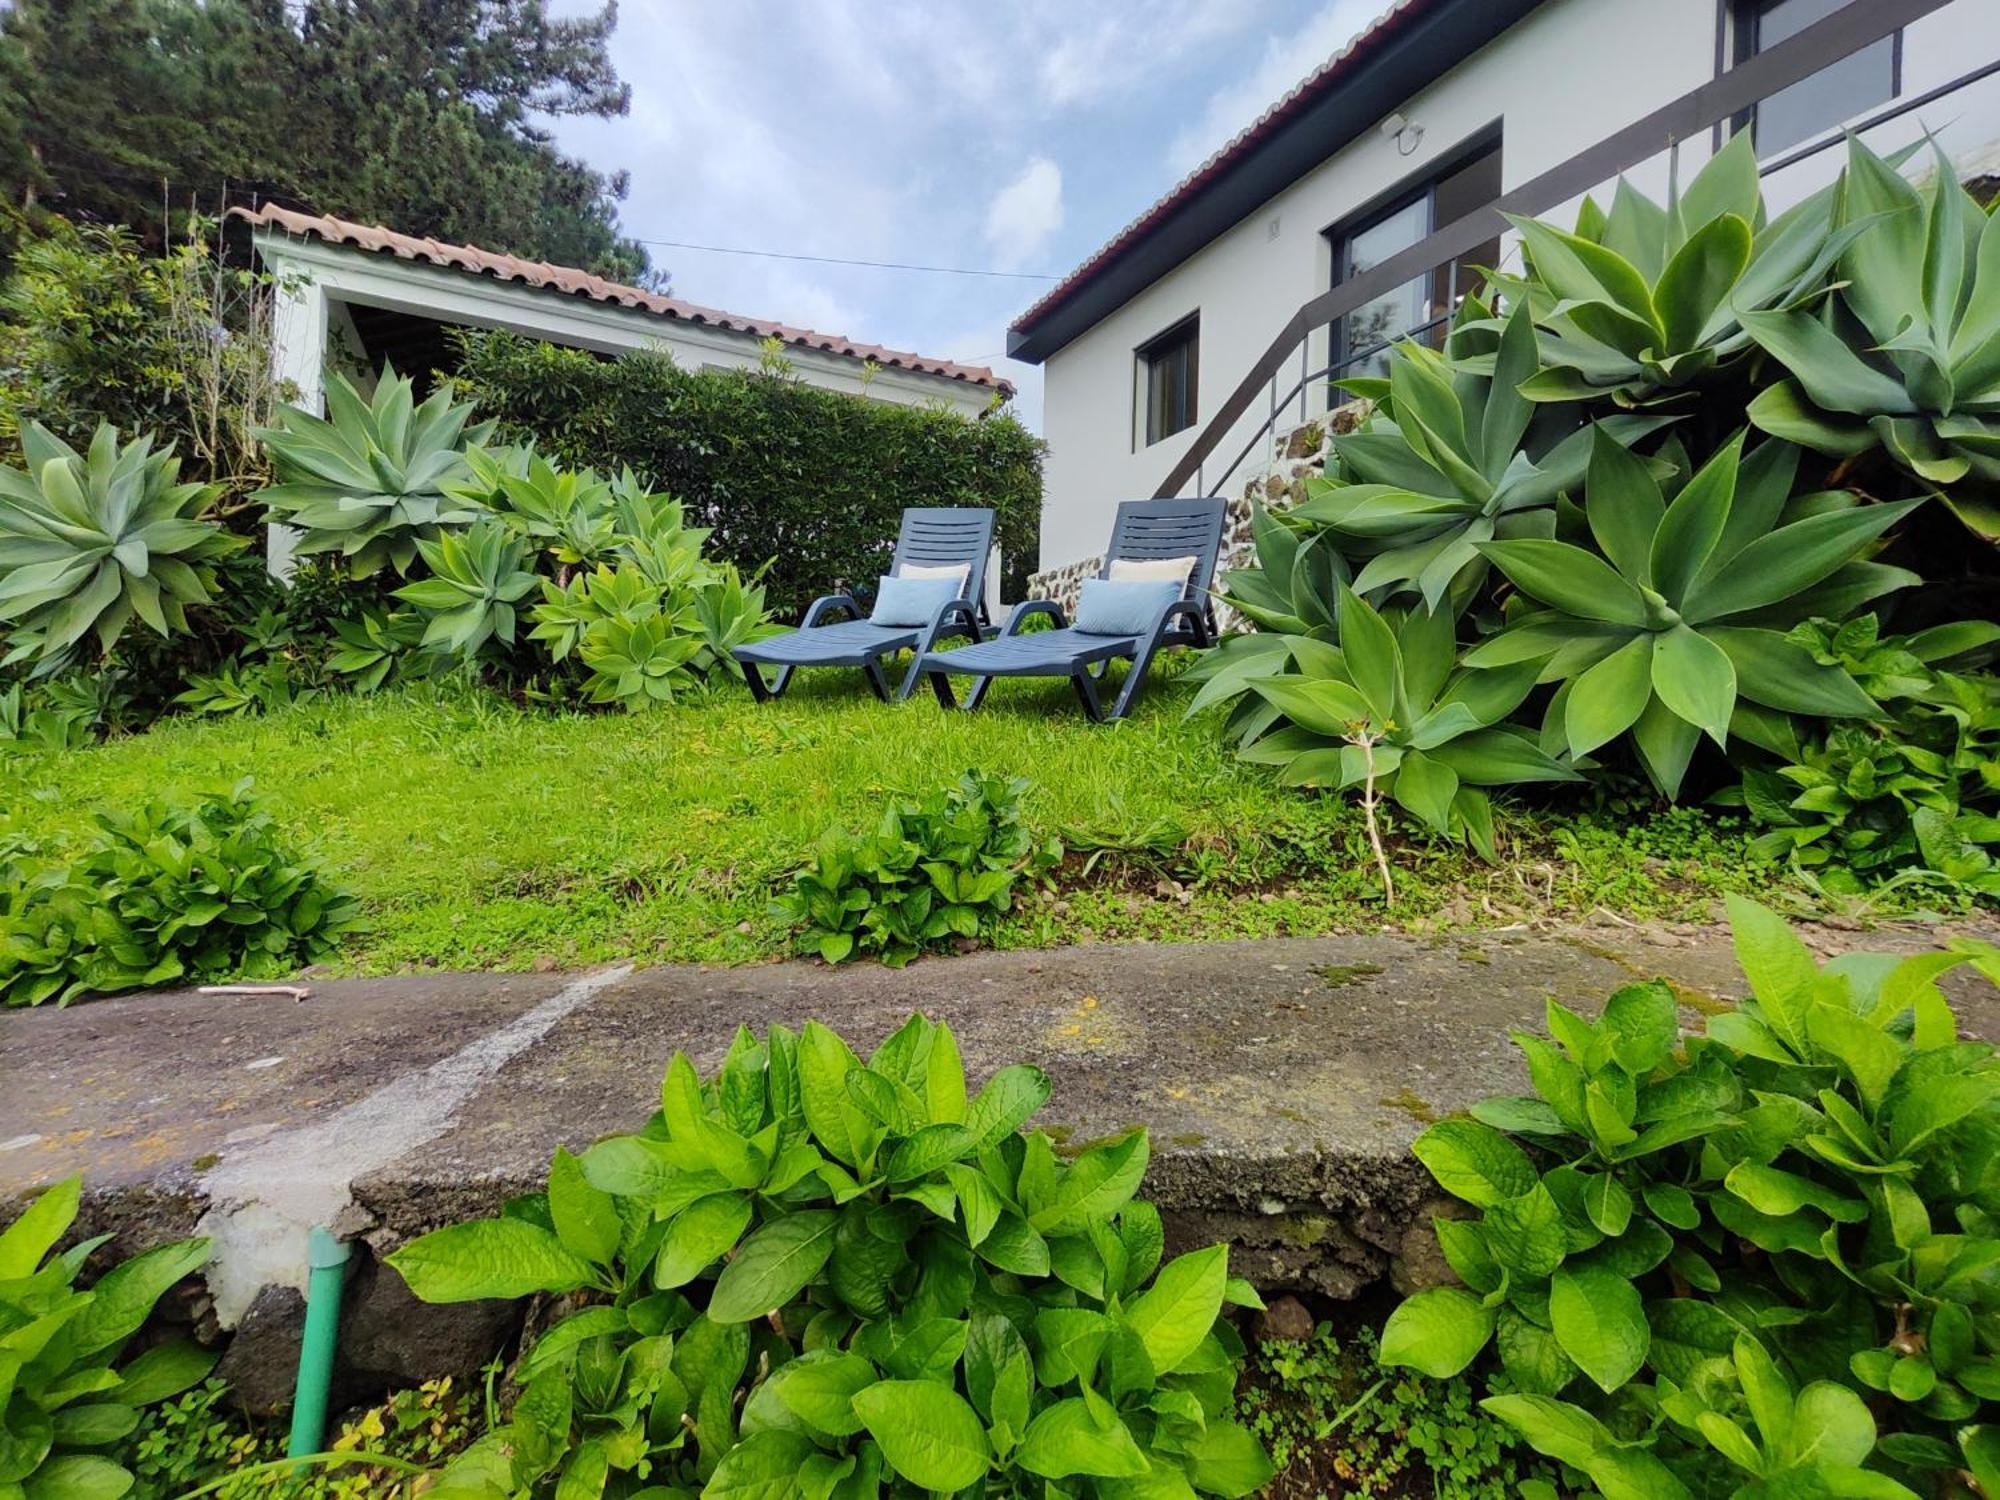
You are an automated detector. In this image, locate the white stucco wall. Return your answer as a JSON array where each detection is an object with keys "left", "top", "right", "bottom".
[{"left": 1034, "top": 0, "right": 2000, "bottom": 572}]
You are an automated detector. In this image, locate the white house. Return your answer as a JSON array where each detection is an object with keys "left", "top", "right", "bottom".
[
  {"left": 1010, "top": 0, "right": 2000, "bottom": 575},
  {"left": 232, "top": 203, "right": 1012, "bottom": 422}
]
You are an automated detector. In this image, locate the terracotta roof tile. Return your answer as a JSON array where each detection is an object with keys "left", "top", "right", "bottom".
[
  {"left": 1009, "top": 0, "right": 1435, "bottom": 341},
  {"left": 231, "top": 203, "right": 1014, "bottom": 397}
]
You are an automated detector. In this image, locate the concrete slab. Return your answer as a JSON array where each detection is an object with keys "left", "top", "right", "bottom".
[{"left": 4, "top": 921, "right": 1997, "bottom": 1322}]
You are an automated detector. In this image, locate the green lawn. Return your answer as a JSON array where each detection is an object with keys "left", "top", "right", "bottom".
[{"left": 0, "top": 669, "right": 1792, "bottom": 975}]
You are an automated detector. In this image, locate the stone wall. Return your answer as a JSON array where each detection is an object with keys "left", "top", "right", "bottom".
[{"left": 1025, "top": 402, "right": 1366, "bottom": 630}]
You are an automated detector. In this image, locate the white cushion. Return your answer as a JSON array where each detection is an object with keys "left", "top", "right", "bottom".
[
  {"left": 897, "top": 561, "right": 971, "bottom": 592},
  {"left": 1108, "top": 555, "right": 1197, "bottom": 587}
]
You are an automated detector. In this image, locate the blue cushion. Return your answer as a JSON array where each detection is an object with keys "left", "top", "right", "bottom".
[
  {"left": 1073, "top": 578, "right": 1182, "bottom": 636},
  {"left": 868, "top": 574, "right": 958, "bottom": 627}
]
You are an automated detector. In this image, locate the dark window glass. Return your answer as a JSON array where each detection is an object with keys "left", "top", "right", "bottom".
[
  {"left": 1141, "top": 316, "right": 1199, "bottom": 446},
  {"left": 1742, "top": 0, "right": 1898, "bottom": 155},
  {"left": 1328, "top": 138, "right": 1502, "bottom": 380}
]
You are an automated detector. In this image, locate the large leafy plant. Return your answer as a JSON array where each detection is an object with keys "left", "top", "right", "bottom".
[
  {"left": 0, "top": 779, "right": 357, "bottom": 1006},
  {"left": 1227, "top": 585, "right": 1575, "bottom": 879},
  {"left": 1296, "top": 300, "right": 1668, "bottom": 607},
  {"left": 389, "top": 1013, "right": 1274, "bottom": 1500},
  {"left": 1378, "top": 897, "right": 2000, "bottom": 1498},
  {"left": 1491, "top": 131, "right": 1866, "bottom": 409},
  {"left": 0, "top": 1174, "right": 217, "bottom": 1500},
  {"left": 254, "top": 370, "right": 492, "bottom": 577},
  {"left": 774, "top": 772, "right": 1060, "bottom": 966},
  {"left": 393, "top": 520, "right": 541, "bottom": 663},
  {"left": 0, "top": 422, "right": 244, "bottom": 671},
  {"left": 1744, "top": 136, "right": 2000, "bottom": 539},
  {"left": 1468, "top": 430, "right": 1917, "bottom": 797}
]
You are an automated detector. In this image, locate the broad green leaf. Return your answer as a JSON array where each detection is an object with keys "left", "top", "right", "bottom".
[
  {"left": 1475, "top": 539, "right": 1647, "bottom": 625},
  {"left": 20, "top": 1454, "right": 132, "bottom": 1500},
  {"left": 1565, "top": 634, "right": 1653, "bottom": 758},
  {"left": 548, "top": 1146, "right": 622, "bottom": 1267},
  {"left": 1183, "top": 1420, "right": 1276, "bottom": 1498},
  {"left": 1032, "top": 1131, "right": 1149, "bottom": 1236},
  {"left": 1649, "top": 625, "right": 1735, "bottom": 748},
  {"left": 1410, "top": 1120, "right": 1537, "bottom": 1207},
  {"left": 1016, "top": 1398, "right": 1150, "bottom": 1480},
  {"left": 67, "top": 1237, "right": 212, "bottom": 1355},
  {"left": 1125, "top": 1245, "right": 1227, "bottom": 1374},
  {"left": 965, "top": 1065, "right": 1053, "bottom": 1147},
  {"left": 703, "top": 1430, "right": 815, "bottom": 1500},
  {"left": 1549, "top": 1263, "right": 1648, "bottom": 1393},
  {"left": 655, "top": 1193, "right": 754, "bottom": 1289},
  {"left": 0, "top": 1176, "right": 80, "bottom": 1278},
  {"left": 851, "top": 1380, "right": 990, "bottom": 1491},
  {"left": 390, "top": 1218, "right": 600, "bottom": 1305},
  {"left": 770, "top": 1351, "right": 876, "bottom": 1437},
  {"left": 1725, "top": 896, "right": 1817, "bottom": 1056},
  {"left": 1379, "top": 1286, "right": 1494, "bottom": 1378},
  {"left": 707, "top": 1211, "right": 837, "bottom": 1323}
]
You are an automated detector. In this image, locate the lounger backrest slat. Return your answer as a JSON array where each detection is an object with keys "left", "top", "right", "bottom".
[
  {"left": 889, "top": 506, "right": 997, "bottom": 607},
  {"left": 1099, "top": 499, "right": 1228, "bottom": 599}
]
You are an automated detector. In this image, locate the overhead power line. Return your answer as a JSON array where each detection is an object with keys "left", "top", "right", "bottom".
[{"left": 628, "top": 236, "right": 1061, "bottom": 281}]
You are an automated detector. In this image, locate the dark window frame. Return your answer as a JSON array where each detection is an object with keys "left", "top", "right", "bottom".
[
  {"left": 1137, "top": 312, "right": 1200, "bottom": 448},
  {"left": 1729, "top": 0, "right": 1902, "bottom": 152},
  {"left": 1322, "top": 125, "right": 1503, "bottom": 376}
]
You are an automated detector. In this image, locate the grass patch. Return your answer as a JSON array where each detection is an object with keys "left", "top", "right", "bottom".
[{"left": 0, "top": 669, "right": 1855, "bottom": 977}]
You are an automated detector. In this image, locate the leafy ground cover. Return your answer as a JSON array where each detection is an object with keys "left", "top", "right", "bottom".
[{"left": 0, "top": 671, "right": 1879, "bottom": 979}]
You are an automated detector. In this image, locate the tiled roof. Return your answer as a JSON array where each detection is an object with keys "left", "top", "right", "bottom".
[
  {"left": 232, "top": 203, "right": 1013, "bottom": 397},
  {"left": 1009, "top": 0, "right": 1439, "bottom": 340}
]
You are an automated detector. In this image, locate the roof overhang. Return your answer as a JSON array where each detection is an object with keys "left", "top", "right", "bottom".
[{"left": 1007, "top": 0, "right": 1544, "bottom": 364}]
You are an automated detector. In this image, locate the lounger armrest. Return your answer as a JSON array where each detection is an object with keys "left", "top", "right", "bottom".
[
  {"left": 925, "top": 597, "right": 984, "bottom": 633},
  {"left": 800, "top": 592, "right": 863, "bottom": 628},
  {"left": 1159, "top": 597, "right": 1212, "bottom": 648},
  {"left": 1001, "top": 599, "right": 1067, "bottom": 635}
]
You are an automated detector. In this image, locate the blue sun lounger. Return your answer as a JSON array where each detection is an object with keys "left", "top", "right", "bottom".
[
  {"left": 734, "top": 507, "right": 995, "bottom": 703},
  {"left": 918, "top": 498, "right": 1226, "bottom": 722}
]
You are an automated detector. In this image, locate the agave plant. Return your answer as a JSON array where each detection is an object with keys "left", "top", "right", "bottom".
[
  {"left": 692, "top": 563, "right": 783, "bottom": 678},
  {"left": 1467, "top": 430, "right": 1918, "bottom": 796},
  {"left": 612, "top": 483, "right": 719, "bottom": 592},
  {"left": 1742, "top": 136, "right": 2000, "bottom": 539},
  {"left": 1491, "top": 131, "right": 1870, "bottom": 408},
  {"left": 0, "top": 422, "right": 244, "bottom": 669},
  {"left": 1231, "top": 584, "right": 1576, "bottom": 872},
  {"left": 578, "top": 610, "right": 705, "bottom": 709},
  {"left": 324, "top": 607, "right": 428, "bottom": 692},
  {"left": 527, "top": 562, "right": 663, "bottom": 663},
  {"left": 459, "top": 446, "right": 620, "bottom": 570},
  {"left": 254, "top": 369, "right": 492, "bottom": 577},
  {"left": 1293, "top": 300, "right": 1671, "bottom": 607},
  {"left": 393, "top": 519, "right": 539, "bottom": 660}
]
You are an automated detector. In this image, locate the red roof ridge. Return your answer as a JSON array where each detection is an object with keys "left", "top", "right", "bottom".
[
  {"left": 231, "top": 202, "right": 1014, "bottom": 397},
  {"left": 1010, "top": 0, "right": 1428, "bottom": 340}
]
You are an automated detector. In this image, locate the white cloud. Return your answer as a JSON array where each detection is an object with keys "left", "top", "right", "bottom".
[
  {"left": 1165, "top": 0, "right": 1382, "bottom": 176},
  {"left": 985, "top": 158, "right": 1065, "bottom": 272}
]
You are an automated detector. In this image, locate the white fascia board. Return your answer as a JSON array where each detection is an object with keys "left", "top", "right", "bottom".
[{"left": 252, "top": 232, "right": 996, "bottom": 417}]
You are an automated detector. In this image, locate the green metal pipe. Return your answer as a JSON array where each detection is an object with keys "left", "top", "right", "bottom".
[{"left": 286, "top": 1226, "right": 350, "bottom": 1461}]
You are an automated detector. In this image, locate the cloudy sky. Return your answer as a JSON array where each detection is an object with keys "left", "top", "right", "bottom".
[{"left": 545, "top": 0, "right": 1385, "bottom": 429}]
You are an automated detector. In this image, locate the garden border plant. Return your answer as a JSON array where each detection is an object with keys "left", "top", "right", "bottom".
[
  {"left": 388, "top": 1011, "right": 1276, "bottom": 1499},
  {"left": 1377, "top": 896, "right": 2000, "bottom": 1497}
]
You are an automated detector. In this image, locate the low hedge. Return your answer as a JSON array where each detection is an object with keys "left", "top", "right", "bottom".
[{"left": 449, "top": 330, "right": 1045, "bottom": 618}]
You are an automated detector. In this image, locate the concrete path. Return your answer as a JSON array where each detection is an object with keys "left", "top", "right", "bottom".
[{"left": 4, "top": 921, "right": 1997, "bottom": 1320}]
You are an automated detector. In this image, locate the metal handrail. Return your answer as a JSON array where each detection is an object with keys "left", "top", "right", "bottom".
[{"left": 1155, "top": 0, "right": 1952, "bottom": 501}]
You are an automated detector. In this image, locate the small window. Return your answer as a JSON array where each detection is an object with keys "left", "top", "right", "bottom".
[
  {"left": 1326, "top": 136, "right": 1502, "bottom": 381},
  {"left": 1139, "top": 315, "right": 1199, "bottom": 447},
  {"left": 1737, "top": 0, "right": 1899, "bottom": 155}
]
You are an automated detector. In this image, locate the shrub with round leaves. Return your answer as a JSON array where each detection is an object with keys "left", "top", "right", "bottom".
[
  {"left": 0, "top": 421, "right": 244, "bottom": 671},
  {"left": 1377, "top": 897, "right": 2000, "bottom": 1499},
  {"left": 388, "top": 1013, "right": 1274, "bottom": 1500}
]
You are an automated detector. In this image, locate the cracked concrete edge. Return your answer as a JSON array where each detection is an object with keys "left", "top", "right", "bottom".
[{"left": 191, "top": 965, "right": 633, "bottom": 1326}]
